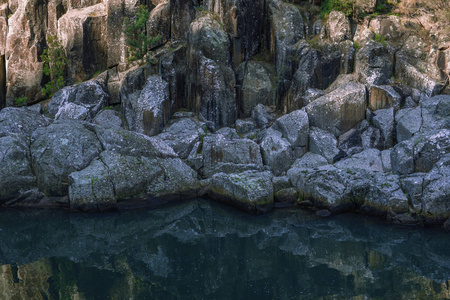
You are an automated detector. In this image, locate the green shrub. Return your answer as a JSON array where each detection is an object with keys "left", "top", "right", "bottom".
[
  {"left": 320, "top": 0, "right": 354, "bottom": 18},
  {"left": 41, "top": 36, "right": 68, "bottom": 98},
  {"left": 124, "top": 5, "right": 162, "bottom": 63},
  {"left": 14, "top": 96, "right": 27, "bottom": 107}
]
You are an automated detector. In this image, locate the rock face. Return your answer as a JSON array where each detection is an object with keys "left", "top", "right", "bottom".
[{"left": 2, "top": 1, "right": 450, "bottom": 226}]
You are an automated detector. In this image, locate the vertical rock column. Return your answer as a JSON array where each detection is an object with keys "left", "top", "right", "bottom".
[
  {"left": 5, "top": 0, "right": 48, "bottom": 104},
  {"left": 0, "top": 3, "right": 6, "bottom": 108}
]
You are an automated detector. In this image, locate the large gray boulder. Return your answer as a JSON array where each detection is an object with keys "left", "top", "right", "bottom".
[
  {"left": 94, "top": 125, "right": 177, "bottom": 159},
  {"left": 68, "top": 159, "right": 115, "bottom": 211},
  {"left": 290, "top": 152, "right": 328, "bottom": 170},
  {"left": 361, "top": 173, "right": 409, "bottom": 216},
  {"left": 355, "top": 41, "right": 393, "bottom": 86},
  {"left": 202, "top": 133, "right": 263, "bottom": 178},
  {"left": 422, "top": 154, "right": 450, "bottom": 221},
  {"left": 273, "top": 109, "right": 309, "bottom": 149},
  {"left": 209, "top": 171, "right": 274, "bottom": 213},
  {"left": 288, "top": 165, "right": 355, "bottom": 212},
  {"left": 252, "top": 104, "right": 276, "bottom": 129},
  {"left": 93, "top": 109, "right": 124, "bottom": 129},
  {"left": 306, "top": 82, "right": 367, "bottom": 137},
  {"left": 48, "top": 80, "right": 109, "bottom": 121},
  {"left": 400, "top": 173, "right": 426, "bottom": 212},
  {"left": 334, "top": 149, "right": 383, "bottom": 172},
  {"left": 309, "top": 127, "right": 342, "bottom": 164},
  {"left": 414, "top": 129, "right": 450, "bottom": 173},
  {"left": 372, "top": 107, "right": 394, "bottom": 149},
  {"left": 122, "top": 74, "right": 171, "bottom": 136},
  {"left": 391, "top": 140, "right": 415, "bottom": 175},
  {"left": 237, "top": 61, "right": 275, "bottom": 117},
  {"left": 0, "top": 107, "right": 49, "bottom": 139},
  {"left": 420, "top": 95, "right": 450, "bottom": 133},
  {"left": 0, "top": 134, "right": 36, "bottom": 201},
  {"left": 158, "top": 117, "right": 206, "bottom": 159},
  {"left": 260, "top": 128, "right": 294, "bottom": 175},
  {"left": 31, "top": 121, "right": 103, "bottom": 196},
  {"left": 395, "top": 107, "right": 422, "bottom": 143}
]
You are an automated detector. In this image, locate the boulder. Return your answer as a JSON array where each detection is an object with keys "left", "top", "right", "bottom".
[
  {"left": 273, "top": 110, "right": 309, "bottom": 148},
  {"left": 422, "top": 154, "right": 450, "bottom": 221},
  {"left": 309, "top": 127, "right": 342, "bottom": 164},
  {"left": 68, "top": 159, "right": 115, "bottom": 211},
  {"left": 306, "top": 82, "right": 367, "bottom": 137},
  {"left": 159, "top": 46, "right": 188, "bottom": 109},
  {"left": 290, "top": 152, "right": 328, "bottom": 170},
  {"left": 235, "top": 119, "right": 257, "bottom": 135},
  {"left": 237, "top": 61, "right": 275, "bottom": 118},
  {"left": 272, "top": 176, "right": 292, "bottom": 192},
  {"left": 202, "top": 133, "right": 263, "bottom": 178},
  {"left": 355, "top": 41, "right": 393, "bottom": 85},
  {"left": 209, "top": 171, "right": 274, "bottom": 213},
  {"left": 414, "top": 129, "right": 450, "bottom": 173},
  {"left": 400, "top": 173, "right": 425, "bottom": 212},
  {"left": 0, "top": 134, "right": 36, "bottom": 201},
  {"left": 93, "top": 109, "right": 124, "bottom": 129},
  {"left": 372, "top": 107, "right": 394, "bottom": 149},
  {"left": 31, "top": 120, "right": 103, "bottom": 196},
  {"left": 420, "top": 95, "right": 450, "bottom": 133},
  {"left": 288, "top": 165, "right": 355, "bottom": 212},
  {"left": 361, "top": 173, "right": 409, "bottom": 216},
  {"left": 275, "top": 188, "right": 298, "bottom": 203},
  {"left": 252, "top": 104, "right": 276, "bottom": 129},
  {"left": 48, "top": 80, "right": 109, "bottom": 121},
  {"left": 325, "top": 11, "right": 351, "bottom": 44},
  {"left": 395, "top": 107, "right": 422, "bottom": 143},
  {"left": 0, "top": 107, "right": 49, "bottom": 139},
  {"left": 157, "top": 117, "right": 206, "bottom": 159},
  {"left": 94, "top": 125, "right": 177, "bottom": 159},
  {"left": 147, "top": 1, "right": 171, "bottom": 47},
  {"left": 260, "top": 128, "right": 294, "bottom": 175},
  {"left": 391, "top": 140, "right": 415, "bottom": 175},
  {"left": 334, "top": 149, "right": 383, "bottom": 172},
  {"left": 122, "top": 74, "right": 171, "bottom": 136},
  {"left": 381, "top": 149, "right": 392, "bottom": 173},
  {"left": 361, "top": 126, "right": 383, "bottom": 150}
]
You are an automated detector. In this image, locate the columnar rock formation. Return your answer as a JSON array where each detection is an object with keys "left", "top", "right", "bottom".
[{"left": 1, "top": 0, "right": 450, "bottom": 228}]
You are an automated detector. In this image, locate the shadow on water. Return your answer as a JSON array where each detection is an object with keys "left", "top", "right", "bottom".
[{"left": 0, "top": 199, "right": 449, "bottom": 299}]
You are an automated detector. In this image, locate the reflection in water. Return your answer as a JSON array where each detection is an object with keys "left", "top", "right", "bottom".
[{"left": 0, "top": 199, "right": 449, "bottom": 299}]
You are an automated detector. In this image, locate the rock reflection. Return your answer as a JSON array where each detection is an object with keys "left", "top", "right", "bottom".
[{"left": 0, "top": 200, "right": 448, "bottom": 299}]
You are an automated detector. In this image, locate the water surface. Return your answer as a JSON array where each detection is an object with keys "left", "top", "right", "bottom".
[{"left": 0, "top": 199, "right": 449, "bottom": 299}]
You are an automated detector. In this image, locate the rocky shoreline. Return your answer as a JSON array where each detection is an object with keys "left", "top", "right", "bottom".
[{"left": 0, "top": 1, "right": 449, "bottom": 229}]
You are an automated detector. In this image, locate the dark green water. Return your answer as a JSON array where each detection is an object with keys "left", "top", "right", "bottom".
[{"left": 0, "top": 199, "right": 449, "bottom": 299}]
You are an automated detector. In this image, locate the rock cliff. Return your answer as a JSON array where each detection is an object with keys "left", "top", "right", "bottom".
[{"left": 1, "top": 0, "right": 450, "bottom": 228}]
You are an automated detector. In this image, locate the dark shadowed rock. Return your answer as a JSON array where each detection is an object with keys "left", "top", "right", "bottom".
[
  {"left": 391, "top": 140, "right": 415, "bottom": 175},
  {"left": 414, "top": 129, "right": 450, "bottom": 173},
  {"left": 252, "top": 104, "right": 276, "bottom": 129}
]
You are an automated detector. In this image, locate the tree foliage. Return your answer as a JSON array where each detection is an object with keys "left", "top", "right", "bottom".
[
  {"left": 124, "top": 5, "right": 162, "bottom": 63},
  {"left": 41, "top": 36, "right": 68, "bottom": 98}
]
